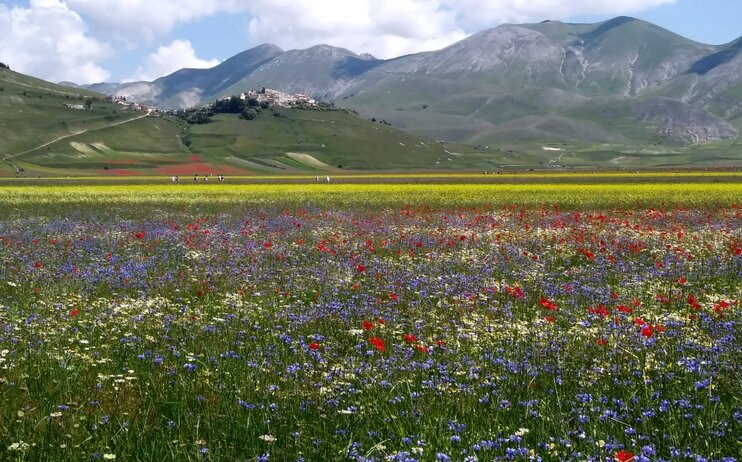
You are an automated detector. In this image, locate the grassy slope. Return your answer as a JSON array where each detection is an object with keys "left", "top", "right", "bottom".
[
  {"left": 0, "top": 69, "right": 140, "bottom": 154},
  {"left": 188, "top": 109, "right": 533, "bottom": 171},
  {"left": 0, "top": 68, "right": 190, "bottom": 176},
  {"left": 21, "top": 116, "right": 188, "bottom": 173}
]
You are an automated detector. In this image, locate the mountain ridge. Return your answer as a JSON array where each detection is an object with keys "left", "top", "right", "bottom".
[{"left": 73, "top": 16, "right": 740, "bottom": 146}]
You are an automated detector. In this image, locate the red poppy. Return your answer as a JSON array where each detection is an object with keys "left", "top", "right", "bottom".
[
  {"left": 414, "top": 345, "right": 430, "bottom": 354},
  {"left": 388, "top": 292, "right": 399, "bottom": 301},
  {"left": 539, "top": 297, "right": 558, "bottom": 311},
  {"left": 356, "top": 264, "right": 366, "bottom": 273},
  {"left": 505, "top": 286, "right": 524, "bottom": 299},
  {"left": 588, "top": 304, "right": 609, "bottom": 317},
  {"left": 688, "top": 294, "right": 702, "bottom": 310},
  {"left": 633, "top": 317, "right": 646, "bottom": 326},
  {"left": 595, "top": 338, "right": 608, "bottom": 346},
  {"left": 69, "top": 309, "right": 80, "bottom": 317},
  {"left": 369, "top": 337, "right": 386, "bottom": 352},
  {"left": 362, "top": 320, "right": 374, "bottom": 331},
  {"left": 615, "top": 450, "right": 634, "bottom": 462},
  {"left": 34, "top": 261, "right": 43, "bottom": 269},
  {"left": 617, "top": 305, "right": 633, "bottom": 314},
  {"left": 677, "top": 277, "right": 687, "bottom": 285},
  {"left": 308, "top": 342, "right": 320, "bottom": 350},
  {"left": 135, "top": 231, "right": 145, "bottom": 240},
  {"left": 436, "top": 340, "right": 447, "bottom": 347},
  {"left": 403, "top": 333, "right": 418, "bottom": 343},
  {"left": 545, "top": 316, "right": 556, "bottom": 323},
  {"left": 641, "top": 325, "right": 654, "bottom": 337}
]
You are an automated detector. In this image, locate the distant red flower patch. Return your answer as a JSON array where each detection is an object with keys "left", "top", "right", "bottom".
[
  {"left": 156, "top": 163, "right": 218, "bottom": 175},
  {"left": 615, "top": 450, "right": 634, "bottom": 462}
]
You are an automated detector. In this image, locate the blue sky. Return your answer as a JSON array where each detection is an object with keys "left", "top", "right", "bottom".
[{"left": 0, "top": 0, "right": 739, "bottom": 84}]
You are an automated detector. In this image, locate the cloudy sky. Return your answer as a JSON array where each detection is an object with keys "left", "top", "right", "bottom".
[{"left": 0, "top": 0, "right": 739, "bottom": 84}]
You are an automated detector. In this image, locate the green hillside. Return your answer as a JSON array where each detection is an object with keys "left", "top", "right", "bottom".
[
  {"left": 0, "top": 67, "right": 191, "bottom": 176},
  {"left": 0, "top": 68, "right": 533, "bottom": 175},
  {"left": 0, "top": 68, "right": 137, "bottom": 154},
  {"left": 186, "top": 109, "right": 522, "bottom": 172},
  {"left": 3, "top": 63, "right": 739, "bottom": 175}
]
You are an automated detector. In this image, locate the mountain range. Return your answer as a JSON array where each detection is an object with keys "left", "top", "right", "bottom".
[{"left": 75, "top": 17, "right": 741, "bottom": 148}]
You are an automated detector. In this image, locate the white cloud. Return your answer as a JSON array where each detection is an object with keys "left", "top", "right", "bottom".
[
  {"left": 0, "top": 1, "right": 110, "bottom": 84},
  {"left": 125, "top": 39, "right": 220, "bottom": 82},
  {"left": 244, "top": 0, "right": 675, "bottom": 58},
  {"left": 0, "top": 0, "right": 677, "bottom": 84},
  {"left": 440, "top": 0, "right": 676, "bottom": 31},
  {"left": 246, "top": 0, "right": 467, "bottom": 59},
  {"left": 65, "top": 0, "right": 250, "bottom": 44}
]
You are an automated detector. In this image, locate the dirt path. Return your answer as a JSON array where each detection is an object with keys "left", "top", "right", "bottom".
[{"left": 1, "top": 110, "right": 151, "bottom": 163}]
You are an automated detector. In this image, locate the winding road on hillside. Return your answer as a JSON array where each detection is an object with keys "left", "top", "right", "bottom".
[{"left": 1, "top": 110, "right": 152, "bottom": 163}]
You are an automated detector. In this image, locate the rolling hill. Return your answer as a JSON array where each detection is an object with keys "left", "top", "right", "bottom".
[{"left": 4, "top": 67, "right": 532, "bottom": 176}]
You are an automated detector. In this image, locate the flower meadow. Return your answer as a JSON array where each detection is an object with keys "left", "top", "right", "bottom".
[{"left": 0, "top": 185, "right": 740, "bottom": 461}]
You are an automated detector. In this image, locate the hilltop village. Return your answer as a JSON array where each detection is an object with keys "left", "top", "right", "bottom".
[{"left": 238, "top": 88, "right": 317, "bottom": 108}]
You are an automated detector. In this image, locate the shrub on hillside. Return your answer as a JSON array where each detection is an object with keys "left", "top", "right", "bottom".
[
  {"left": 213, "top": 96, "right": 246, "bottom": 114},
  {"left": 241, "top": 108, "right": 258, "bottom": 120}
]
